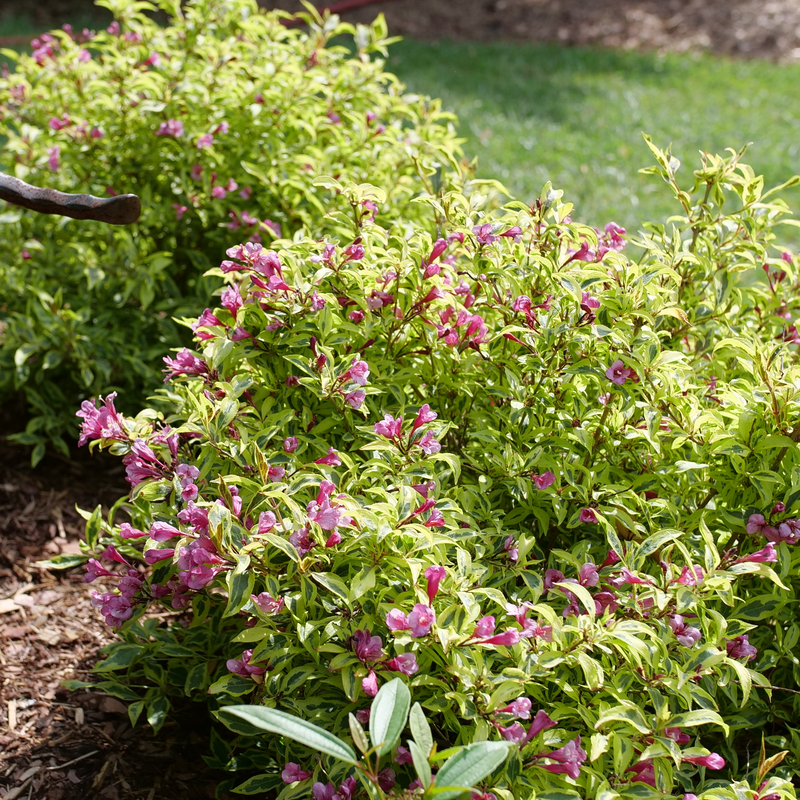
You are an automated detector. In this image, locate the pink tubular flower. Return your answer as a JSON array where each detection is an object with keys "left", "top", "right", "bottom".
[
  {"left": 593, "top": 591, "right": 619, "bottom": 615},
  {"left": 734, "top": 543, "right": 777, "bottom": 564},
  {"left": 283, "top": 436, "right": 299, "bottom": 453},
  {"left": 120, "top": 523, "right": 147, "bottom": 539},
  {"left": 532, "top": 471, "right": 555, "bottom": 490},
  {"left": 579, "top": 508, "right": 598, "bottom": 524},
  {"left": 497, "top": 723, "right": 526, "bottom": 743},
  {"left": 353, "top": 629, "right": 383, "bottom": 662},
  {"left": 504, "top": 534, "right": 519, "bottom": 562},
  {"left": 76, "top": 392, "right": 125, "bottom": 446},
  {"left": 251, "top": 592, "right": 284, "bottom": 615},
  {"left": 394, "top": 745, "right": 413, "bottom": 765},
  {"left": 163, "top": 348, "right": 209, "bottom": 381},
  {"left": 497, "top": 697, "right": 532, "bottom": 720},
  {"left": 197, "top": 133, "right": 214, "bottom": 148},
  {"left": 289, "top": 528, "right": 315, "bottom": 557},
  {"left": 473, "top": 223, "right": 498, "bottom": 245},
  {"left": 226, "top": 649, "right": 265, "bottom": 679},
  {"left": 677, "top": 565, "right": 705, "bottom": 585},
  {"left": 412, "top": 404, "right": 438, "bottom": 432},
  {"left": 543, "top": 569, "right": 564, "bottom": 594},
  {"left": 606, "top": 359, "right": 631, "bottom": 385},
  {"left": 149, "top": 521, "right": 181, "bottom": 542},
  {"left": 315, "top": 448, "right": 341, "bottom": 466},
  {"left": 408, "top": 604, "right": 435, "bottom": 637},
  {"left": 534, "top": 737, "right": 587, "bottom": 781},
  {"left": 258, "top": 510, "right": 277, "bottom": 533},
  {"left": 221, "top": 284, "right": 242, "bottom": 315},
  {"left": 423, "top": 508, "right": 444, "bottom": 528},
  {"left": 417, "top": 431, "right": 441, "bottom": 455},
  {"left": 282, "top": 763, "right": 311, "bottom": 784},
  {"left": 84, "top": 558, "right": 113, "bottom": 582},
  {"left": 424, "top": 565, "right": 446, "bottom": 602},
  {"left": 727, "top": 634, "right": 758, "bottom": 661},
  {"left": 47, "top": 146, "right": 60, "bottom": 172},
  {"left": 474, "top": 616, "right": 496, "bottom": 638},
  {"left": 91, "top": 590, "right": 133, "bottom": 628},
  {"left": 626, "top": 760, "right": 655, "bottom": 787},
  {"left": 362, "top": 670, "right": 379, "bottom": 697},
  {"left": 683, "top": 753, "right": 725, "bottom": 770},
  {"left": 211, "top": 186, "right": 226, "bottom": 199},
  {"left": 172, "top": 203, "right": 188, "bottom": 221},
  {"left": 374, "top": 414, "right": 403, "bottom": 439},
  {"left": 385, "top": 652, "right": 419, "bottom": 675},
  {"left": 477, "top": 630, "right": 521, "bottom": 647},
  {"left": 344, "top": 390, "right": 365, "bottom": 410},
  {"left": 156, "top": 119, "right": 183, "bottom": 138},
  {"left": 344, "top": 357, "right": 369, "bottom": 385},
  {"left": 525, "top": 710, "right": 557, "bottom": 742},
  {"left": 386, "top": 608, "right": 411, "bottom": 631},
  {"left": 669, "top": 614, "right": 701, "bottom": 648}
]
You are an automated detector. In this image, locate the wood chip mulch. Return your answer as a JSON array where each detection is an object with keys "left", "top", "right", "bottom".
[{"left": 0, "top": 434, "right": 227, "bottom": 800}]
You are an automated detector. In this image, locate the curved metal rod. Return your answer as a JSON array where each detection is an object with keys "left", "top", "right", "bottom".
[{"left": 0, "top": 172, "right": 141, "bottom": 225}]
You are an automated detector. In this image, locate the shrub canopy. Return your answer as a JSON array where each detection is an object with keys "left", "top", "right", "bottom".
[
  {"left": 0, "top": 0, "right": 462, "bottom": 461},
  {"left": 65, "top": 138, "right": 800, "bottom": 799}
]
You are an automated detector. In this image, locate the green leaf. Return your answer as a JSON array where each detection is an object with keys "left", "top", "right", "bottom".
[
  {"left": 595, "top": 705, "right": 652, "bottom": 734},
  {"left": 93, "top": 645, "right": 144, "bottom": 672},
  {"left": 219, "top": 705, "right": 357, "bottom": 763},
  {"left": 83, "top": 505, "right": 103, "bottom": 549},
  {"left": 35, "top": 553, "right": 88, "bottom": 570},
  {"left": 434, "top": 741, "right": 512, "bottom": 800},
  {"left": 232, "top": 773, "right": 284, "bottom": 795},
  {"left": 369, "top": 677, "right": 411, "bottom": 756},
  {"left": 224, "top": 554, "right": 255, "bottom": 617},
  {"left": 666, "top": 709, "right": 729, "bottom": 735},
  {"left": 312, "top": 572, "right": 351, "bottom": 603},
  {"left": 409, "top": 701, "right": 434, "bottom": 757},
  {"left": 409, "top": 739, "right": 432, "bottom": 790}
]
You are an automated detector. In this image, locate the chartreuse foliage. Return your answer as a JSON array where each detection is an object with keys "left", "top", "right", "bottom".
[
  {"left": 0, "top": 0, "right": 463, "bottom": 461},
  {"left": 52, "top": 137, "right": 800, "bottom": 799}
]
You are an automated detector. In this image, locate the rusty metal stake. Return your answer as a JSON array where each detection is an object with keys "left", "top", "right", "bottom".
[{"left": 0, "top": 172, "right": 141, "bottom": 225}]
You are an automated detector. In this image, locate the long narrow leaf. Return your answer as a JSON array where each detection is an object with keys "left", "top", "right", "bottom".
[{"left": 369, "top": 678, "right": 411, "bottom": 756}]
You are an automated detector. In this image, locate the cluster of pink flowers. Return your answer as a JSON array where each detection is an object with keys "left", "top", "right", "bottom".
[
  {"left": 76, "top": 392, "right": 126, "bottom": 446},
  {"left": 431, "top": 306, "right": 489, "bottom": 348},
  {"left": 86, "top": 547, "right": 143, "bottom": 627},
  {"left": 374, "top": 404, "right": 441, "bottom": 458},
  {"left": 747, "top": 505, "right": 800, "bottom": 545}
]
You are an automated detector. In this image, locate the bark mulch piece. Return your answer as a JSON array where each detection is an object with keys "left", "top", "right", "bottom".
[{"left": 0, "top": 437, "right": 227, "bottom": 799}]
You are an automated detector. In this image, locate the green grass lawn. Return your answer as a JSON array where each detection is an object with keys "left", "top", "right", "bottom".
[{"left": 387, "top": 39, "right": 800, "bottom": 237}]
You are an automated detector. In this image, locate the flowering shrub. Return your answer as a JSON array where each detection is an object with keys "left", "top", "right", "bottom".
[
  {"left": 0, "top": 0, "right": 463, "bottom": 460},
  {"left": 57, "top": 142, "right": 800, "bottom": 799}
]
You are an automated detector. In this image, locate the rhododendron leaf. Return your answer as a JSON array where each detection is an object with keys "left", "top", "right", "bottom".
[
  {"left": 219, "top": 706, "right": 357, "bottom": 763},
  {"left": 434, "top": 741, "right": 512, "bottom": 800},
  {"left": 408, "top": 739, "right": 432, "bottom": 790},
  {"left": 369, "top": 677, "right": 411, "bottom": 756}
]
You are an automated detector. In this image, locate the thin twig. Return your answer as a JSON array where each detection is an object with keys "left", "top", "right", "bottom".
[{"left": 46, "top": 749, "right": 100, "bottom": 771}]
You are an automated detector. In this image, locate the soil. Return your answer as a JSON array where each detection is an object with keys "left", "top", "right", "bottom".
[
  {"left": 0, "top": 432, "right": 229, "bottom": 800},
  {"left": 5, "top": 0, "right": 800, "bottom": 61}
]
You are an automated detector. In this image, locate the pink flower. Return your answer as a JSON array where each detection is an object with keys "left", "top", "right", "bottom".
[
  {"left": 497, "top": 697, "right": 532, "bottom": 720},
  {"left": 543, "top": 569, "right": 564, "bottom": 594},
  {"left": 579, "top": 508, "right": 598, "bottom": 524},
  {"left": 362, "top": 670, "right": 379, "bottom": 697},
  {"left": 664, "top": 727, "right": 691, "bottom": 745},
  {"left": 344, "top": 357, "right": 370, "bottom": 385},
  {"left": 593, "top": 591, "right": 619, "bottom": 615},
  {"left": 424, "top": 566, "right": 446, "bottom": 602},
  {"left": 683, "top": 753, "right": 725, "bottom": 770},
  {"left": 412, "top": 404, "right": 438, "bottom": 432},
  {"left": 90, "top": 126, "right": 104, "bottom": 139},
  {"left": 385, "top": 652, "right": 419, "bottom": 675},
  {"left": 49, "top": 114, "right": 70, "bottom": 130},
  {"left": 581, "top": 290, "right": 600, "bottom": 311},
  {"left": 727, "top": 634, "right": 757, "bottom": 662},
  {"left": 669, "top": 614, "right": 701, "bottom": 648},
  {"left": 386, "top": 608, "right": 411, "bottom": 631},
  {"left": 172, "top": 204, "right": 188, "bottom": 221},
  {"left": 374, "top": 414, "right": 403, "bottom": 439},
  {"left": 417, "top": 431, "right": 441, "bottom": 455},
  {"left": 734, "top": 543, "right": 777, "bottom": 564},
  {"left": 423, "top": 509, "right": 444, "bottom": 527},
  {"left": 746, "top": 513, "right": 768, "bottom": 535},
  {"left": 197, "top": 133, "right": 214, "bottom": 148},
  {"left": 473, "top": 223, "right": 498, "bottom": 245},
  {"left": 344, "top": 390, "right": 365, "bottom": 410},
  {"left": 120, "top": 523, "right": 147, "bottom": 539},
  {"left": 226, "top": 649, "right": 265, "bottom": 678},
  {"left": 476, "top": 630, "right": 520, "bottom": 646},
  {"left": 314, "top": 448, "right": 341, "bottom": 466},
  {"left": 473, "top": 616, "right": 495, "bottom": 638},
  {"left": 532, "top": 471, "right": 555, "bottom": 490},
  {"left": 143, "top": 51, "right": 161, "bottom": 67},
  {"left": 211, "top": 186, "right": 226, "bottom": 199},
  {"left": 107, "top": 21, "right": 120, "bottom": 35},
  {"left": 626, "top": 760, "right": 655, "bottom": 786},
  {"left": 283, "top": 436, "right": 299, "bottom": 453},
  {"left": 348, "top": 309, "right": 365, "bottom": 323},
  {"left": 525, "top": 710, "right": 557, "bottom": 742},
  {"left": 76, "top": 392, "right": 125, "bottom": 446},
  {"left": 606, "top": 359, "right": 632, "bottom": 385},
  {"left": 579, "top": 562, "right": 599, "bottom": 587},
  {"left": 289, "top": 528, "right": 315, "bottom": 557},
  {"left": 282, "top": 763, "right": 311, "bottom": 784},
  {"left": 676, "top": 565, "right": 705, "bottom": 585},
  {"left": 353, "top": 629, "right": 383, "bottom": 662},
  {"left": 497, "top": 723, "right": 526, "bottom": 743},
  {"left": 47, "top": 146, "right": 60, "bottom": 172},
  {"left": 408, "top": 604, "right": 435, "bottom": 637},
  {"left": 504, "top": 534, "right": 519, "bottom": 562},
  {"left": 534, "top": 737, "right": 587, "bottom": 781},
  {"left": 394, "top": 746, "right": 413, "bottom": 765},
  {"left": 258, "top": 511, "right": 277, "bottom": 534},
  {"left": 251, "top": 592, "right": 285, "bottom": 615},
  {"left": 163, "top": 348, "right": 209, "bottom": 381},
  {"left": 79, "top": 49, "right": 92, "bottom": 62},
  {"left": 156, "top": 119, "right": 183, "bottom": 138},
  {"left": 149, "top": 521, "right": 181, "bottom": 542}
]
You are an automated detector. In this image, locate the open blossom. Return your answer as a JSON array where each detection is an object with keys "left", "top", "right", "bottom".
[
  {"left": 579, "top": 508, "right": 598, "bottom": 524},
  {"left": 76, "top": 392, "right": 125, "bottom": 446},
  {"left": 386, "top": 608, "right": 411, "bottom": 631},
  {"left": 408, "top": 604, "right": 435, "bottom": 637},
  {"left": 543, "top": 569, "right": 564, "bottom": 594},
  {"left": 47, "top": 146, "right": 60, "bottom": 172},
  {"left": 727, "top": 634, "right": 758, "bottom": 661},
  {"left": 163, "top": 349, "right": 209, "bottom": 381},
  {"left": 606, "top": 359, "right": 631, "bottom": 385},
  {"left": 669, "top": 614, "right": 701, "bottom": 647},
  {"left": 91, "top": 590, "right": 133, "bottom": 627},
  {"left": 676, "top": 565, "right": 705, "bottom": 585},
  {"left": 374, "top": 414, "right": 402, "bottom": 439},
  {"left": 413, "top": 403, "right": 438, "bottom": 431},
  {"left": 579, "top": 562, "right": 599, "bottom": 587},
  {"left": 497, "top": 697, "right": 532, "bottom": 720},
  {"left": 251, "top": 592, "right": 284, "bottom": 615},
  {"left": 226, "top": 649, "right": 265, "bottom": 678},
  {"left": 478, "top": 630, "right": 521, "bottom": 646},
  {"left": 197, "top": 133, "right": 214, "bottom": 148},
  {"left": 344, "top": 390, "right": 365, "bottom": 410},
  {"left": 344, "top": 357, "right": 369, "bottom": 385},
  {"left": 497, "top": 723, "right": 526, "bottom": 743},
  {"left": 473, "top": 223, "right": 498, "bottom": 245},
  {"left": 362, "top": 670, "right": 379, "bottom": 697},
  {"left": 283, "top": 436, "right": 299, "bottom": 453},
  {"left": 314, "top": 448, "right": 341, "bottom": 466},
  {"left": 417, "top": 431, "right": 441, "bottom": 455},
  {"left": 282, "top": 763, "right": 311, "bottom": 784},
  {"left": 258, "top": 510, "right": 276, "bottom": 533},
  {"left": 353, "top": 629, "right": 383, "bottom": 662},
  {"left": 289, "top": 528, "right": 315, "bottom": 556},
  {"left": 504, "top": 534, "right": 519, "bottom": 562},
  {"left": 774, "top": 519, "right": 800, "bottom": 545},
  {"left": 534, "top": 737, "right": 587, "bottom": 781},
  {"left": 385, "top": 652, "right": 419, "bottom": 675},
  {"left": 532, "top": 471, "right": 555, "bottom": 490},
  {"left": 474, "top": 616, "right": 496, "bottom": 638},
  {"left": 156, "top": 119, "right": 184, "bottom": 138},
  {"left": 626, "top": 760, "right": 655, "bottom": 786}
]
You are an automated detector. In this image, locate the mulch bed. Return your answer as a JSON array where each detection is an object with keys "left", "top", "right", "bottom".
[
  {"left": 0, "top": 435, "right": 227, "bottom": 799},
  {"left": 5, "top": 0, "right": 800, "bottom": 61}
]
